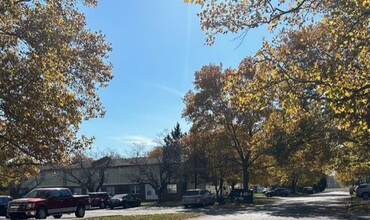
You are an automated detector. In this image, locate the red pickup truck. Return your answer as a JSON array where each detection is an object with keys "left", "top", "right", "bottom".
[{"left": 7, "top": 187, "right": 90, "bottom": 219}]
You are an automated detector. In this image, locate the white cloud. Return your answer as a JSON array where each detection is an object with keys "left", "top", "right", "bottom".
[
  {"left": 150, "top": 82, "right": 184, "bottom": 97},
  {"left": 111, "top": 135, "right": 157, "bottom": 147}
]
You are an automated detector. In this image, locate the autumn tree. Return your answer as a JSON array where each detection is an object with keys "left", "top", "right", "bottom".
[
  {"left": 183, "top": 64, "right": 274, "bottom": 189},
  {"left": 201, "top": 130, "right": 238, "bottom": 197},
  {"left": 9, "top": 174, "right": 45, "bottom": 198},
  {"left": 186, "top": 0, "right": 370, "bottom": 180},
  {"left": 183, "top": 129, "right": 237, "bottom": 197},
  {"left": 334, "top": 142, "right": 370, "bottom": 185},
  {"left": 265, "top": 109, "right": 338, "bottom": 193},
  {"left": 0, "top": 0, "right": 112, "bottom": 185}
]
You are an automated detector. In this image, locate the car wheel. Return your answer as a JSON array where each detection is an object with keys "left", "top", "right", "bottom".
[
  {"left": 75, "top": 205, "right": 85, "bottom": 218},
  {"left": 36, "top": 207, "right": 47, "bottom": 219},
  {"left": 110, "top": 206, "right": 114, "bottom": 209},
  {"left": 100, "top": 202, "right": 106, "bottom": 209},
  {"left": 266, "top": 193, "right": 272, "bottom": 197},
  {"left": 53, "top": 215, "right": 62, "bottom": 218},
  {"left": 362, "top": 192, "right": 369, "bottom": 200},
  {"left": 184, "top": 204, "right": 188, "bottom": 208}
]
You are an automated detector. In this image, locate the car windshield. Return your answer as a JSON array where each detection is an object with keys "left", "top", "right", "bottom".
[
  {"left": 184, "top": 190, "right": 200, "bottom": 196},
  {"left": 24, "top": 190, "right": 51, "bottom": 199},
  {"left": 111, "top": 194, "right": 124, "bottom": 199}
]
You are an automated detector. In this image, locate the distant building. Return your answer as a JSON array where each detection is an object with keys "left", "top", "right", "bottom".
[{"left": 15, "top": 157, "right": 185, "bottom": 201}]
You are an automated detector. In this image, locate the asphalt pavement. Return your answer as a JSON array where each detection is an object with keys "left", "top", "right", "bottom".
[{"left": 4, "top": 190, "right": 368, "bottom": 220}]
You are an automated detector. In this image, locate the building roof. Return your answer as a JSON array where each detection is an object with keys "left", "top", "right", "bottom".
[{"left": 40, "top": 157, "right": 160, "bottom": 171}]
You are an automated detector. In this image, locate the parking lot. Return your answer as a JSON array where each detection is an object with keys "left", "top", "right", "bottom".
[{"left": 1, "top": 190, "right": 369, "bottom": 220}]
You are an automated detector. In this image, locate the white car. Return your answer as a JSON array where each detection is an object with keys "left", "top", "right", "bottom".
[
  {"left": 262, "top": 187, "right": 271, "bottom": 194},
  {"left": 182, "top": 189, "right": 215, "bottom": 208}
]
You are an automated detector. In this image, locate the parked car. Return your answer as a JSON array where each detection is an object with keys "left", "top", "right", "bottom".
[
  {"left": 182, "top": 189, "right": 215, "bottom": 208},
  {"left": 262, "top": 187, "right": 271, "bottom": 194},
  {"left": 7, "top": 187, "right": 90, "bottom": 219},
  {"left": 89, "top": 192, "right": 110, "bottom": 209},
  {"left": 0, "top": 196, "right": 13, "bottom": 217},
  {"left": 227, "top": 189, "right": 253, "bottom": 203},
  {"left": 108, "top": 194, "right": 141, "bottom": 209},
  {"left": 302, "top": 186, "right": 314, "bottom": 194},
  {"left": 265, "top": 188, "right": 290, "bottom": 197},
  {"left": 355, "top": 183, "right": 370, "bottom": 200}
]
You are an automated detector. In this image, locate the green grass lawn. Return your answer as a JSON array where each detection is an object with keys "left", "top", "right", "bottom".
[
  {"left": 253, "top": 196, "right": 281, "bottom": 205},
  {"left": 85, "top": 213, "right": 203, "bottom": 220}
]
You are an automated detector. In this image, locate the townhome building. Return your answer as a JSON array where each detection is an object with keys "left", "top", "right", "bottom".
[{"left": 16, "top": 157, "right": 188, "bottom": 201}]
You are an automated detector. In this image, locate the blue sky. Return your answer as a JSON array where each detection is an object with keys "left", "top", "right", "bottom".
[{"left": 79, "top": 0, "right": 266, "bottom": 156}]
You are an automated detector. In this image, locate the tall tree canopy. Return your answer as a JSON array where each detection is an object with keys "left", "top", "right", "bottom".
[
  {"left": 0, "top": 0, "right": 112, "bottom": 185},
  {"left": 186, "top": 0, "right": 370, "bottom": 182},
  {"left": 183, "top": 64, "right": 274, "bottom": 189}
]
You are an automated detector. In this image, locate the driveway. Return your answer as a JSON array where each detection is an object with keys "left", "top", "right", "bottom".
[{"left": 193, "top": 191, "right": 370, "bottom": 220}]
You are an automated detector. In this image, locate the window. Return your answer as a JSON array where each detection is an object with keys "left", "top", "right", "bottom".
[
  {"left": 61, "top": 189, "right": 71, "bottom": 197},
  {"left": 51, "top": 190, "right": 61, "bottom": 198},
  {"left": 130, "top": 185, "right": 140, "bottom": 194},
  {"left": 167, "top": 184, "right": 177, "bottom": 194},
  {"left": 73, "top": 188, "right": 82, "bottom": 195}
]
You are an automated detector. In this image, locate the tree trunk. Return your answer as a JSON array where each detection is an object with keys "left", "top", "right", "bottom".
[
  {"left": 194, "top": 157, "right": 197, "bottom": 188},
  {"left": 214, "top": 184, "right": 219, "bottom": 197},
  {"left": 156, "top": 188, "right": 163, "bottom": 203},
  {"left": 242, "top": 162, "right": 249, "bottom": 190},
  {"left": 290, "top": 175, "right": 298, "bottom": 194},
  {"left": 231, "top": 183, "right": 236, "bottom": 190},
  {"left": 219, "top": 178, "right": 224, "bottom": 196}
]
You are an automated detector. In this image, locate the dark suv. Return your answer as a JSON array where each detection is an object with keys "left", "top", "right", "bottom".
[
  {"left": 265, "top": 188, "right": 290, "bottom": 197},
  {"left": 0, "top": 196, "right": 13, "bottom": 217},
  {"left": 227, "top": 189, "right": 254, "bottom": 203},
  {"left": 355, "top": 184, "right": 370, "bottom": 200},
  {"left": 88, "top": 192, "right": 110, "bottom": 209}
]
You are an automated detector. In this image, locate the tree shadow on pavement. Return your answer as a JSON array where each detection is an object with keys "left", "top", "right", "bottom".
[
  {"left": 181, "top": 195, "right": 370, "bottom": 220},
  {"left": 250, "top": 199, "right": 364, "bottom": 220}
]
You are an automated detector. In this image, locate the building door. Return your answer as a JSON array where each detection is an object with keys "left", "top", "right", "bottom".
[{"left": 145, "top": 184, "right": 158, "bottom": 200}]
